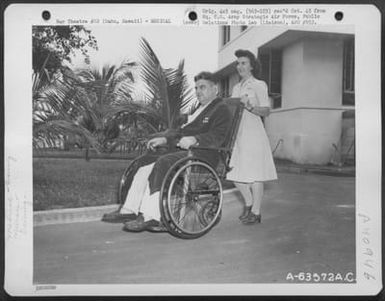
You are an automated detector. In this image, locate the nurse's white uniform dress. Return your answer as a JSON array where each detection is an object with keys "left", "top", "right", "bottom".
[{"left": 227, "top": 77, "right": 277, "bottom": 183}]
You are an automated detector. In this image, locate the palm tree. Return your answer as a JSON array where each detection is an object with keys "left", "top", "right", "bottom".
[
  {"left": 111, "top": 38, "right": 195, "bottom": 137},
  {"left": 33, "top": 62, "right": 81, "bottom": 150},
  {"left": 74, "top": 61, "right": 137, "bottom": 155},
  {"left": 33, "top": 37, "right": 196, "bottom": 160},
  {"left": 33, "top": 61, "right": 136, "bottom": 160}
]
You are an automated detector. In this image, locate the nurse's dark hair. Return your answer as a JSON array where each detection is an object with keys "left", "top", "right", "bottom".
[
  {"left": 235, "top": 49, "right": 262, "bottom": 78},
  {"left": 194, "top": 71, "right": 218, "bottom": 84}
]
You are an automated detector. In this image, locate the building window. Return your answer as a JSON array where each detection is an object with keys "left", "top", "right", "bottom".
[
  {"left": 342, "top": 38, "right": 355, "bottom": 106},
  {"left": 241, "top": 26, "right": 248, "bottom": 32},
  {"left": 220, "top": 76, "right": 230, "bottom": 98},
  {"left": 259, "top": 49, "right": 282, "bottom": 109},
  {"left": 222, "top": 26, "right": 230, "bottom": 46}
]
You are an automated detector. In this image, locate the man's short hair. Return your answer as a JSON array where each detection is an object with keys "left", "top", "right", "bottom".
[{"left": 194, "top": 71, "right": 218, "bottom": 84}]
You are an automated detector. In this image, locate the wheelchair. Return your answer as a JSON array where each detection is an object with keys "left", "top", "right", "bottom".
[{"left": 117, "top": 98, "right": 243, "bottom": 239}]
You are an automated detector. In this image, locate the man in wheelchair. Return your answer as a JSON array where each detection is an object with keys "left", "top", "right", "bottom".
[{"left": 102, "top": 71, "right": 232, "bottom": 233}]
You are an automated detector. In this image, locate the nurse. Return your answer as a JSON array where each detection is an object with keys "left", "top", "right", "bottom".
[{"left": 227, "top": 49, "right": 277, "bottom": 225}]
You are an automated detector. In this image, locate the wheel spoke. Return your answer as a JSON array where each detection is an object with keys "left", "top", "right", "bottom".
[
  {"left": 178, "top": 204, "right": 194, "bottom": 225},
  {"left": 180, "top": 203, "right": 201, "bottom": 232},
  {"left": 194, "top": 203, "right": 204, "bottom": 229}
]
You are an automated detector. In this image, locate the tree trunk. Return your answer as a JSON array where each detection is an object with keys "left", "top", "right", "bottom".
[{"left": 85, "top": 147, "right": 90, "bottom": 161}]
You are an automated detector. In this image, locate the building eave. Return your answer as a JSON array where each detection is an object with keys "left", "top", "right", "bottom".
[{"left": 259, "top": 30, "right": 354, "bottom": 53}]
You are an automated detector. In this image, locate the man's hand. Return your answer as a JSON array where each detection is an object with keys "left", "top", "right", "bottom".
[
  {"left": 177, "top": 136, "right": 198, "bottom": 150},
  {"left": 147, "top": 137, "right": 167, "bottom": 151}
]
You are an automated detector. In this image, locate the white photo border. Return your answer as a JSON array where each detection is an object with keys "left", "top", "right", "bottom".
[{"left": 4, "top": 3, "right": 382, "bottom": 296}]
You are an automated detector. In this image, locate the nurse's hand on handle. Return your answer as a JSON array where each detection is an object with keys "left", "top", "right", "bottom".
[
  {"left": 177, "top": 136, "right": 198, "bottom": 150},
  {"left": 241, "top": 94, "right": 254, "bottom": 112},
  {"left": 240, "top": 94, "right": 249, "bottom": 105},
  {"left": 147, "top": 137, "right": 167, "bottom": 151}
]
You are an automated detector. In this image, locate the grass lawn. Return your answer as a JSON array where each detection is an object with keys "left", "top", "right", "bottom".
[
  {"left": 33, "top": 157, "right": 235, "bottom": 211},
  {"left": 33, "top": 158, "right": 129, "bottom": 211}
]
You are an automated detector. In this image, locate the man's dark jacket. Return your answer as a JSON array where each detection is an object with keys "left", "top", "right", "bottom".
[{"left": 163, "top": 97, "right": 231, "bottom": 157}]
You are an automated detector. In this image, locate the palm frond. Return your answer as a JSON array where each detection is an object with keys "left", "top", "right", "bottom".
[
  {"left": 112, "top": 60, "right": 136, "bottom": 83},
  {"left": 139, "top": 38, "right": 170, "bottom": 129},
  {"left": 104, "top": 100, "right": 161, "bottom": 133},
  {"left": 165, "top": 60, "right": 195, "bottom": 127},
  {"left": 113, "top": 80, "right": 135, "bottom": 104}
]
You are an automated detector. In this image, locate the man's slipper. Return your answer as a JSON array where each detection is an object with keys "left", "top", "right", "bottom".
[
  {"left": 122, "top": 217, "right": 147, "bottom": 232},
  {"left": 145, "top": 220, "right": 168, "bottom": 232},
  {"left": 102, "top": 209, "right": 137, "bottom": 223}
]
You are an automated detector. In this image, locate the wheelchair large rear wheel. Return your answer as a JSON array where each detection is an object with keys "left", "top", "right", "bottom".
[{"left": 160, "top": 158, "right": 223, "bottom": 239}]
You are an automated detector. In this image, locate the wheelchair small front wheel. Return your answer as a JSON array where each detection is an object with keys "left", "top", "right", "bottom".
[
  {"left": 117, "top": 160, "right": 139, "bottom": 206},
  {"left": 160, "top": 159, "right": 223, "bottom": 239}
]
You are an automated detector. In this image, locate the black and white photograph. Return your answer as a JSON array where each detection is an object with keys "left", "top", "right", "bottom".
[{"left": 4, "top": 3, "right": 382, "bottom": 296}]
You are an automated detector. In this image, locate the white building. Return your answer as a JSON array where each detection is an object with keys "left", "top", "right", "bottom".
[{"left": 215, "top": 26, "right": 355, "bottom": 165}]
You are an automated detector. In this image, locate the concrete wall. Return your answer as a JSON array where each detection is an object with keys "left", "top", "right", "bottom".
[
  {"left": 265, "top": 37, "right": 345, "bottom": 164},
  {"left": 266, "top": 109, "right": 343, "bottom": 164},
  {"left": 280, "top": 41, "right": 305, "bottom": 108},
  {"left": 303, "top": 37, "right": 344, "bottom": 106},
  {"left": 280, "top": 37, "right": 344, "bottom": 108}
]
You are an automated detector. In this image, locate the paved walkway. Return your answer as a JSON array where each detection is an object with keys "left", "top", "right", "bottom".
[{"left": 34, "top": 172, "right": 355, "bottom": 284}]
